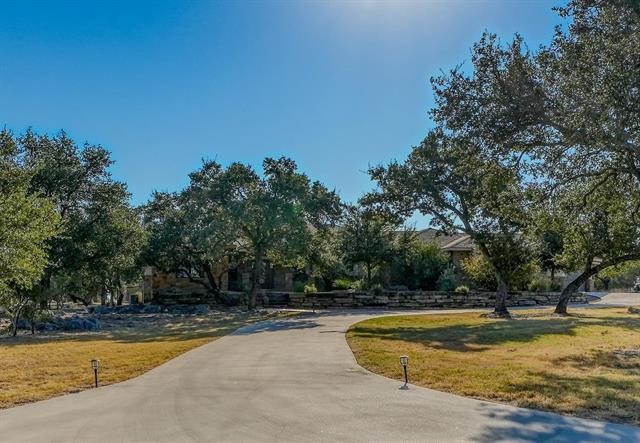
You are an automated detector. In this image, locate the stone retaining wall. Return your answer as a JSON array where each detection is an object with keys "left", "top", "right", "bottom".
[
  {"left": 154, "top": 287, "right": 588, "bottom": 310},
  {"left": 282, "top": 290, "right": 587, "bottom": 309}
]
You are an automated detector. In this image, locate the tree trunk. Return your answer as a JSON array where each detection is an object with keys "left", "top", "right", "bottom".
[
  {"left": 248, "top": 249, "right": 264, "bottom": 309},
  {"left": 185, "top": 263, "right": 219, "bottom": 300},
  {"left": 555, "top": 275, "right": 590, "bottom": 314},
  {"left": 555, "top": 253, "right": 640, "bottom": 314},
  {"left": 39, "top": 271, "right": 51, "bottom": 310},
  {"left": 494, "top": 271, "right": 510, "bottom": 316},
  {"left": 323, "top": 276, "right": 333, "bottom": 292},
  {"left": 366, "top": 262, "right": 372, "bottom": 288},
  {"left": 475, "top": 240, "right": 510, "bottom": 317},
  {"left": 115, "top": 276, "right": 125, "bottom": 306},
  {"left": 555, "top": 265, "right": 594, "bottom": 315},
  {"left": 202, "top": 262, "right": 220, "bottom": 295},
  {"left": 10, "top": 298, "right": 26, "bottom": 337}
]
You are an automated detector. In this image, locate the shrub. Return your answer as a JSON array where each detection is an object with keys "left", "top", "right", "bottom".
[
  {"left": 528, "top": 275, "right": 553, "bottom": 292},
  {"left": 461, "top": 254, "right": 496, "bottom": 290},
  {"left": 293, "top": 281, "right": 306, "bottom": 293},
  {"left": 454, "top": 285, "right": 470, "bottom": 294},
  {"left": 462, "top": 252, "right": 538, "bottom": 291},
  {"left": 352, "top": 279, "right": 368, "bottom": 290},
  {"left": 333, "top": 278, "right": 352, "bottom": 290},
  {"left": 436, "top": 266, "right": 458, "bottom": 291},
  {"left": 369, "top": 283, "right": 384, "bottom": 296},
  {"left": 391, "top": 239, "right": 449, "bottom": 290},
  {"left": 598, "top": 261, "right": 640, "bottom": 290},
  {"left": 304, "top": 283, "right": 318, "bottom": 294}
]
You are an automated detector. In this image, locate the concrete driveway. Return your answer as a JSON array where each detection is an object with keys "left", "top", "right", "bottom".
[
  {"left": 591, "top": 291, "right": 640, "bottom": 306},
  {"left": 1, "top": 308, "right": 639, "bottom": 442}
]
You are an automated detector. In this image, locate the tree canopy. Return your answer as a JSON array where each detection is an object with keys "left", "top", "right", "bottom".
[{"left": 142, "top": 157, "right": 343, "bottom": 307}]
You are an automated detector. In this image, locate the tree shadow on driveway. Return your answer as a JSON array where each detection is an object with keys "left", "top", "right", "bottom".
[
  {"left": 470, "top": 402, "right": 640, "bottom": 442},
  {"left": 232, "top": 318, "right": 320, "bottom": 335}
]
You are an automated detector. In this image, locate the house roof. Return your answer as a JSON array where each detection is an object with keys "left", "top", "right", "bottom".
[{"left": 416, "top": 228, "right": 474, "bottom": 252}]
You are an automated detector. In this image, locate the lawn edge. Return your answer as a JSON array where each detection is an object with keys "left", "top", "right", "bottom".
[{"left": 343, "top": 307, "right": 640, "bottom": 428}]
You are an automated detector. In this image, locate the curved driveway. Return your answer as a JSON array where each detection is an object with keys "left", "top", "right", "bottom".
[
  {"left": 592, "top": 291, "right": 640, "bottom": 306},
  {"left": 1, "top": 305, "right": 639, "bottom": 442}
]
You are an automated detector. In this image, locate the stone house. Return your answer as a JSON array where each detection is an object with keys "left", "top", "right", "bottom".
[
  {"left": 143, "top": 261, "right": 297, "bottom": 303},
  {"left": 415, "top": 229, "right": 475, "bottom": 267},
  {"left": 143, "top": 228, "right": 475, "bottom": 301}
]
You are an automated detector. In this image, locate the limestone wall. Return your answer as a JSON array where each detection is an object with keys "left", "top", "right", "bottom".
[
  {"left": 152, "top": 287, "right": 588, "bottom": 309},
  {"left": 284, "top": 290, "right": 587, "bottom": 309}
]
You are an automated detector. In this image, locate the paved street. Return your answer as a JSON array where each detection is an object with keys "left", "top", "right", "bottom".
[
  {"left": 591, "top": 291, "right": 640, "bottom": 306},
  {"left": 1, "top": 303, "right": 639, "bottom": 442}
]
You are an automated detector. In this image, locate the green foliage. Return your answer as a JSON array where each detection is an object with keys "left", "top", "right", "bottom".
[
  {"left": 528, "top": 176, "right": 640, "bottom": 308},
  {"left": 537, "top": 231, "right": 564, "bottom": 278},
  {"left": 0, "top": 132, "right": 59, "bottom": 294},
  {"left": 305, "top": 230, "right": 346, "bottom": 291},
  {"left": 352, "top": 279, "right": 368, "bottom": 290},
  {"left": 0, "top": 131, "right": 61, "bottom": 333},
  {"left": 142, "top": 163, "right": 242, "bottom": 296},
  {"left": 462, "top": 252, "right": 538, "bottom": 291},
  {"left": 303, "top": 283, "right": 318, "bottom": 294},
  {"left": 436, "top": 266, "right": 458, "bottom": 292},
  {"left": 366, "top": 42, "right": 534, "bottom": 313},
  {"left": 368, "top": 283, "right": 384, "bottom": 296},
  {"left": 461, "top": 254, "right": 495, "bottom": 290},
  {"left": 527, "top": 276, "right": 559, "bottom": 293},
  {"left": 454, "top": 285, "right": 470, "bottom": 294},
  {"left": 143, "top": 157, "right": 342, "bottom": 307},
  {"left": 391, "top": 233, "right": 448, "bottom": 290},
  {"left": 340, "top": 206, "right": 396, "bottom": 287},
  {"left": 598, "top": 261, "right": 640, "bottom": 290},
  {"left": 0, "top": 187, "right": 59, "bottom": 297},
  {"left": 0, "top": 129, "right": 144, "bottom": 314},
  {"left": 333, "top": 278, "right": 353, "bottom": 290},
  {"left": 454, "top": 1, "right": 640, "bottom": 310},
  {"left": 292, "top": 281, "right": 306, "bottom": 293},
  {"left": 215, "top": 158, "right": 341, "bottom": 306}
]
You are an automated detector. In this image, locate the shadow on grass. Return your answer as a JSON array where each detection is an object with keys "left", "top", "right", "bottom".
[
  {"left": 348, "top": 312, "right": 640, "bottom": 352},
  {"left": 0, "top": 312, "right": 294, "bottom": 347},
  {"left": 554, "top": 349, "right": 640, "bottom": 372},
  {"left": 349, "top": 319, "right": 579, "bottom": 352},
  {"left": 471, "top": 402, "right": 640, "bottom": 442},
  {"left": 500, "top": 370, "right": 640, "bottom": 425}
]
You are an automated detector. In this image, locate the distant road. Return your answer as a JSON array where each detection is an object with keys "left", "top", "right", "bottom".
[
  {"left": 1, "top": 308, "right": 639, "bottom": 442},
  {"left": 591, "top": 291, "right": 639, "bottom": 306}
]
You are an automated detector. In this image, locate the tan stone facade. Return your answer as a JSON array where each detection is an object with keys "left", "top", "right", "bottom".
[
  {"left": 144, "top": 262, "right": 296, "bottom": 302},
  {"left": 145, "top": 229, "right": 474, "bottom": 301}
]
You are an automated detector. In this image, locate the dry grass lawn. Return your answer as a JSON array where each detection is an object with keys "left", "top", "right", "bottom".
[
  {"left": 347, "top": 307, "right": 640, "bottom": 424},
  {"left": 0, "top": 311, "right": 286, "bottom": 408}
]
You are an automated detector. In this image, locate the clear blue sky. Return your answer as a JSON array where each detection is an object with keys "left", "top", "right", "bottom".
[{"left": 0, "top": 0, "right": 562, "bottom": 226}]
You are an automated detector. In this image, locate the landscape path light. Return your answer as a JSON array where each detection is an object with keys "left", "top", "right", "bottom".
[
  {"left": 91, "top": 359, "right": 101, "bottom": 388},
  {"left": 400, "top": 355, "right": 409, "bottom": 390}
]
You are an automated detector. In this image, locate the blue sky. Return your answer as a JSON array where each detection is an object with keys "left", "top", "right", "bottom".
[{"left": 0, "top": 0, "right": 562, "bottom": 226}]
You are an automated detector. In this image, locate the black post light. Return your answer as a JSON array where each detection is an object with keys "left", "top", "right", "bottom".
[
  {"left": 91, "top": 359, "right": 101, "bottom": 388},
  {"left": 400, "top": 355, "right": 409, "bottom": 390}
]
